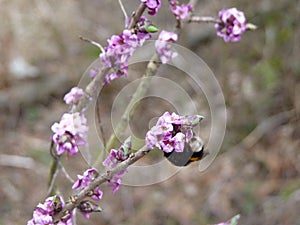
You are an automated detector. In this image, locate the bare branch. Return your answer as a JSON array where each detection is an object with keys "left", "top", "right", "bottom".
[
  {"left": 96, "top": 54, "right": 160, "bottom": 166},
  {"left": 53, "top": 145, "right": 150, "bottom": 222},
  {"left": 59, "top": 161, "right": 75, "bottom": 183},
  {"left": 71, "top": 67, "right": 109, "bottom": 113},
  {"left": 128, "top": 3, "right": 147, "bottom": 29}
]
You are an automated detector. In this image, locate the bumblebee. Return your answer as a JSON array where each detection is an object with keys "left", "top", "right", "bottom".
[{"left": 164, "top": 136, "right": 208, "bottom": 166}]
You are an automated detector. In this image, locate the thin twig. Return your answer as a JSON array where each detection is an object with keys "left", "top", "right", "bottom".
[
  {"left": 188, "top": 15, "right": 220, "bottom": 24},
  {"left": 118, "top": 0, "right": 128, "bottom": 20},
  {"left": 71, "top": 67, "right": 109, "bottom": 113},
  {"left": 128, "top": 3, "right": 146, "bottom": 29},
  {"left": 94, "top": 54, "right": 160, "bottom": 167},
  {"left": 59, "top": 161, "right": 75, "bottom": 183},
  {"left": 79, "top": 36, "right": 105, "bottom": 53},
  {"left": 53, "top": 145, "right": 150, "bottom": 222}
]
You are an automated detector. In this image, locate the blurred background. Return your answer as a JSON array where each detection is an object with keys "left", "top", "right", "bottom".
[{"left": 0, "top": 0, "right": 299, "bottom": 224}]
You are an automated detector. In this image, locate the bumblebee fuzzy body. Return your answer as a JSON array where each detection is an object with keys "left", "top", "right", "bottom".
[{"left": 164, "top": 136, "right": 207, "bottom": 166}]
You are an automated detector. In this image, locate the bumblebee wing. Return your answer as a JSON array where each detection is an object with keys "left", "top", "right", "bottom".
[{"left": 164, "top": 143, "right": 194, "bottom": 167}]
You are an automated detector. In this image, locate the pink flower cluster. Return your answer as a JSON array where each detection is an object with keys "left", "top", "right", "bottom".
[
  {"left": 103, "top": 137, "right": 131, "bottom": 193},
  {"left": 51, "top": 112, "right": 88, "bottom": 156},
  {"left": 63, "top": 87, "right": 84, "bottom": 105},
  {"left": 72, "top": 168, "right": 103, "bottom": 218},
  {"left": 146, "top": 112, "right": 203, "bottom": 153},
  {"left": 215, "top": 8, "right": 247, "bottom": 42},
  {"left": 141, "top": 0, "right": 161, "bottom": 16},
  {"left": 155, "top": 30, "right": 178, "bottom": 64},
  {"left": 170, "top": 0, "right": 193, "bottom": 20},
  {"left": 100, "top": 20, "right": 152, "bottom": 84},
  {"left": 27, "top": 195, "right": 72, "bottom": 225}
]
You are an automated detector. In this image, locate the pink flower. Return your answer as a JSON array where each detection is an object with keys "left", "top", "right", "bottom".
[
  {"left": 100, "top": 26, "right": 152, "bottom": 84},
  {"left": 72, "top": 168, "right": 103, "bottom": 201},
  {"left": 145, "top": 112, "right": 203, "bottom": 153},
  {"left": 103, "top": 137, "right": 131, "bottom": 193},
  {"left": 215, "top": 8, "right": 247, "bottom": 42},
  {"left": 171, "top": 4, "right": 193, "bottom": 20},
  {"left": 107, "top": 170, "right": 126, "bottom": 194},
  {"left": 172, "top": 132, "right": 185, "bottom": 152},
  {"left": 155, "top": 30, "right": 178, "bottom": 64},
  {"left": 27, "top": 195, "right": 72, "bottom": 225},
  {"left": 89, "top": 67, "right": 99, "bottom": 78},
  {"left": 51, "top": 112, "right": 88, "bottom": 156},
  {"left": 141, "top": 0, "right": 161, "bottom": 16},
  {"left": 63, "top": 87, "right": 84, "bottom": 105},
  {"left": 103, "top": 137, "right": 131, "bottom": 168}
]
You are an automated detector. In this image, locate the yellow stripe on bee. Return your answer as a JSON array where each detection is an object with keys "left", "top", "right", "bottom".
[{"left": 189, "top": 157, "right": 202, "bottom": 162}]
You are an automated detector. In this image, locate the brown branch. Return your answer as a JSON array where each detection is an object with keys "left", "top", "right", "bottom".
[
  {"left": 71, "top": 67, "right": 109, "bottom": 113},
  {"left": 53, "top": 145, "right": 150, "bottom": 222},
  {"left": 96, "top": 53, "right": 160, "bottom": 166},
  {"left": 128, "top": 3, "right": 147, "bottom": 29}
]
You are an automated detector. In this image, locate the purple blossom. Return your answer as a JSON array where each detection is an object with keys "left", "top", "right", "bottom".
[
  {"left": 72, "top": 168, "right": 103, "bottom": 201},
  {"left": 102, "top": 149, "right": 125, "bottom": 168},
  {"left": 155, "top": 30, "right": 178, "bottom": 64},
  {"left": 135, "top": 16, "right": 154, "bottom": 43},
  {"left": 145, "top": 112, "right": 203, "bottom": 153},
  {"left": 171, "top": 4, "right": 193, "bottom": 20},
  {"left": 141, "top": 0, "right": 161, "bottom": 16},
  {"left": 89, "top": 67, "right": 99, "bottom": 78},
  {"left": 103, "top": 137, "right": 131, "bottom": 193},
  {"left": 27, "top": 195, "right": 72, "bottom": 225},
  {"left": 51, "top": 112, "right": 88, "bottom": 156},
  {"left": 103, "top": 137, "right": 131, "bottom": 168},
  {"left": 100, "top": 27, "right": 151, "bottom": 84},
  {"left": 215, "top": 8, "right": 247, "bottom": 42},
  {"left": 63, "top": 87, "right": 84, "bottom": 105},
  {"left": 107, "top": 170, "right": 126, "bottom": 194}
]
